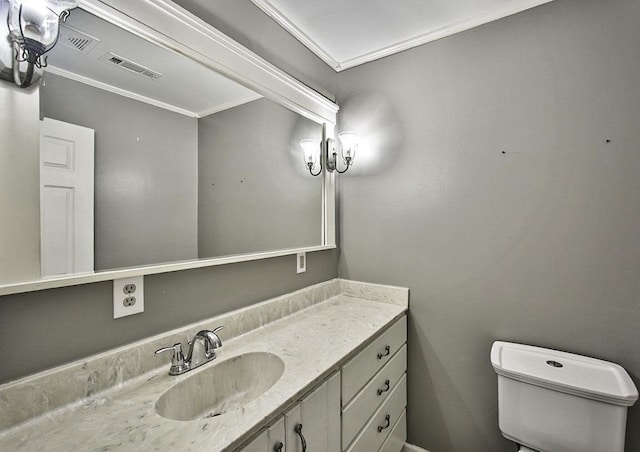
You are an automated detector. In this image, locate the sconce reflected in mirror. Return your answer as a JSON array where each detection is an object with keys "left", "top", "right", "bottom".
[
  {"left": 300, "top": 131, "right": 359, "bottom": 176},
  {"left": 300, "top": 138, "right": 322, "bottom": 176},
  {"left": 2, "top": 0, "right": 79, "bottom": 87}
]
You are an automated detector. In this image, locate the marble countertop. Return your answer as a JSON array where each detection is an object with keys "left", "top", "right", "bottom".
[{"left": 0, "top": 284, "right": 407, "bottom": 451}]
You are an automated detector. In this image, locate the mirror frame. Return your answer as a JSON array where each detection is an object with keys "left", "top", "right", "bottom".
[{"left": 0, "top": 0, "right": 338, "bottom": 296}]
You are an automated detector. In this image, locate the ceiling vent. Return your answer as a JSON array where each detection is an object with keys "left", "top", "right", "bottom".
[
  {"left": 59, "top": 24, "right": 100, "bottom": 54},
  {"left": 99, "top": 52, "right": 163, "bottom": 81}
]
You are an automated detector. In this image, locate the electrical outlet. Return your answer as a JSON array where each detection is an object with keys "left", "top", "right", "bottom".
[
  {"left": 123, "top": 296, "right": 136, "bottom": 307},
  {"left": 297, "top": 252, "right": 306, "bottom": 274},
  {"left": 113, "top": 276, "right": 144, "bottom": 318}
]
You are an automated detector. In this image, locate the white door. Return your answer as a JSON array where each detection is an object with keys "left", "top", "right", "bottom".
[{"left": 40, "top": 117, "right": 95, "bottom": 277}]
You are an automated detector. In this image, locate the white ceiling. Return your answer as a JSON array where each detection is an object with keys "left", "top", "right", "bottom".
[
  {"left": 250, "top": 0, "right": 554, "bottom": 71},
  {"left": 46, "top": 8, "right": 261, "bottom": 118}
]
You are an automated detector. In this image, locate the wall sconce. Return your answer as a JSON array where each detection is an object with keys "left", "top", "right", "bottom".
[
  {"left": 3, "top": 0, "right": 79, "bottom": 88},
  {"left": 300, "top": 131, "right": 359, "bottom": 176},
  {"left": 300, "top": 139, "right": 322, "bottom": 176}
]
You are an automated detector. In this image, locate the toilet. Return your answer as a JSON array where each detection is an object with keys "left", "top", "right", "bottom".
[{"left": 491, "top": 341, "right": 638, "bottom": 452}]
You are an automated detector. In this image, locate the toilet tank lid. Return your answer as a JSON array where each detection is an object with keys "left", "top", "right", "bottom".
[{"left": 491, "top": 341, "right": 638, "bottom": 406}]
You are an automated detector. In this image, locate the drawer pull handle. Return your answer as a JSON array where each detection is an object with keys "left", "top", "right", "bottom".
[
  {"left": 274, "top": 441, "right": 284, "bottom": 452},
  {"left": 377, "top": 379, "right": 391, "bottom": 396},
  {"left": 377, "top": 345, "right": 391, "bottom": 359},
  {"left": 377, "top": 414, "right": 391, "bottom": 433},
  {"left": 295, "top": 423, "right": 307, "bottom": 452}
]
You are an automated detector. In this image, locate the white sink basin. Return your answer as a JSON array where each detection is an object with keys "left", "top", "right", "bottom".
[{"left": 155, "top": 352, "right": 284, "bottom": 421}]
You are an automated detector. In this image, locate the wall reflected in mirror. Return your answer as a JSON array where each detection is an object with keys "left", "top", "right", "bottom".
[{"left": 2, "top": 6, "right": 323, "bottom": 285}]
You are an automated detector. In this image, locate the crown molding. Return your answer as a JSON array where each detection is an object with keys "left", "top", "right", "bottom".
[
  {"left": 250, "top": 0, "right": 555, "bottom": 72},
  {"left": 46, "top": 66, "right": 266, "bottom": 118},
  {"left": 195, "top": 92, "right": 263, "bottom": 118},
  {"left": 45, "top": 66, "right": 199, "bottom": 117},
  {"left": 249, "top": 0, "right": 341, "bottom": 70}
]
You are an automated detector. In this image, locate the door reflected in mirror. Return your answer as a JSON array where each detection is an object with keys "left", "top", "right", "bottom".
[{"left": 2, "top": 6, "right": 323, "bottom": 286}]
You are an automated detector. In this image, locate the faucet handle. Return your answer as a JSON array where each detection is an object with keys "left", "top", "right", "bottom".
[
  {"left": 211, "top": 326, "right": 224, "bottom": 347},
  {"left": 199, "top": 326, "right": 224, "bottom": 359},
  {"left": 155, "top": 343, "right": 183, "bottom": 356},
  {"left": 211, "top": 325, "right": 224, "bottom": 340},
  {"left": 155, "top": 343, "right": 189, "bottom": 375}
]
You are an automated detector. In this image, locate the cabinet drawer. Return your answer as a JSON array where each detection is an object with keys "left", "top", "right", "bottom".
[
  {"left": 342, "top": 316, "right": 407, "bottom": 405},
  {"left": 379, "top": 409, "right": 406, "bottom": 452},
  {"left": 342, "top": 345, "right": 407, "bottom": 448},
  {"left": 345, "top": 374, "right": 407, "bottom": 452}
]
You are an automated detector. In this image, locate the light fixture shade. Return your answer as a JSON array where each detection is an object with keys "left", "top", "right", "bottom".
[
  {"left": 7, "top": 0, "right": 79, "bottom": 61},
  {"left": 300, "top": 139, "right": 320, "bottom": 168},
  {"left": 338, "top": 131, "right": 358, "bottom": 162},
  {"left": 46, "top": 0, "right": 80, "bottom": 13}
]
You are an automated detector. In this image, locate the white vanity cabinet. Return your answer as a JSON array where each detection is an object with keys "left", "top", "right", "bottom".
[
  {"left": 238, "top": 372, "right": 341, "bottom": 452},
  {"left": 236, "top": 314, "right": 407, "bottom": 452},
  {"left": 341, "top": 316, "right": 407, "bottom": 452}
]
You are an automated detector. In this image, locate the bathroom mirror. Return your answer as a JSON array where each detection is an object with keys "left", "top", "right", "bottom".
[{"left": 0, "top": 0, "right": 337, "bottom": 294}]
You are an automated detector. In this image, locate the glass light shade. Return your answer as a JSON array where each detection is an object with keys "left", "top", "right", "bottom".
[
  {"left": 7, "top": 0, "right": 79, "bottom": 58},
  {"left": 46, "top": 0, "right": 80, "bottom": 14},
  {"left": 338, "top": 131, "right": 358, "bottom": 162},
  {"left": 300, "top": 139, "right": 320, "bottom": 168}
]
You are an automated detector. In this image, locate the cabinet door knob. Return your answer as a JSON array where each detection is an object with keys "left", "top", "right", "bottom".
[
  {"left": 273, "top": 441, "right": 284, "bottom": 452},
  {"left": 377, "top": 379, "right": 391, "bottom": 396},
  {"left": 377, "top": 345, "right": 391, "bottom": 359},
  {"left": 377, "top": 414, "right": 391, "bottom": 433},
  {"left": 294, "top": 423, "right": 307, "bottom": 451}
]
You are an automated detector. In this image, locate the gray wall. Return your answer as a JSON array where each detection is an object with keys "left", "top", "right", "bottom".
[
  {"left": 198, "top": 98, "right": 322, "bottom": 257},
  {"left": 336, "top": 0, "right": 640, "bottom": 451},
  {"left": 41, "top": 73, "right": 199, "bottom": 270},
  {"left": 0, "top": 2, "right": 338, "bottom": 384}
]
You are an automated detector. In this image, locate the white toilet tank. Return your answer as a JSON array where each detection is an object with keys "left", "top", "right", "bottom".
[{"left": 491, "top": 341, "right": 638, "bottom": 452}]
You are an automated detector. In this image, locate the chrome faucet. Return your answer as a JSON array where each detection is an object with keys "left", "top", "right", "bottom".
[
  {"left": 186, "top": 327, "right": 224, "bottom": 362},
  {"left": 155, "top": 326, "right": 224, "bottom": 376}
]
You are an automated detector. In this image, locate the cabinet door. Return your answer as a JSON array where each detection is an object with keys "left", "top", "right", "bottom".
[
  {"left": 268, "top": 417, "right": 286, "bottom": 452},
  {"left": 239, "top": 416, "right": 285, "bottom": 452},
  {"left": 286, "top": 372, "right": 341, "bottom": 452},
  {"left": 241, "top": 429, "right": 269, "bottom": 452}
]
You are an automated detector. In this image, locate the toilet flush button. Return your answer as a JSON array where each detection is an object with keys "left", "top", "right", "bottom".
[{"left": 546, "top": 360, "right": 563, "bottom": 368}]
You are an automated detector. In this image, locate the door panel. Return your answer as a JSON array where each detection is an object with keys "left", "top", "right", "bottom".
[{"left": 40, "top": 118, "right": 95, "bottom": 277}]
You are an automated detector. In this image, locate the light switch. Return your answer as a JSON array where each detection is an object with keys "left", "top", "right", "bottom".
[{"left": 297, "top": 252, "right": 306, "bottom": 274}]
